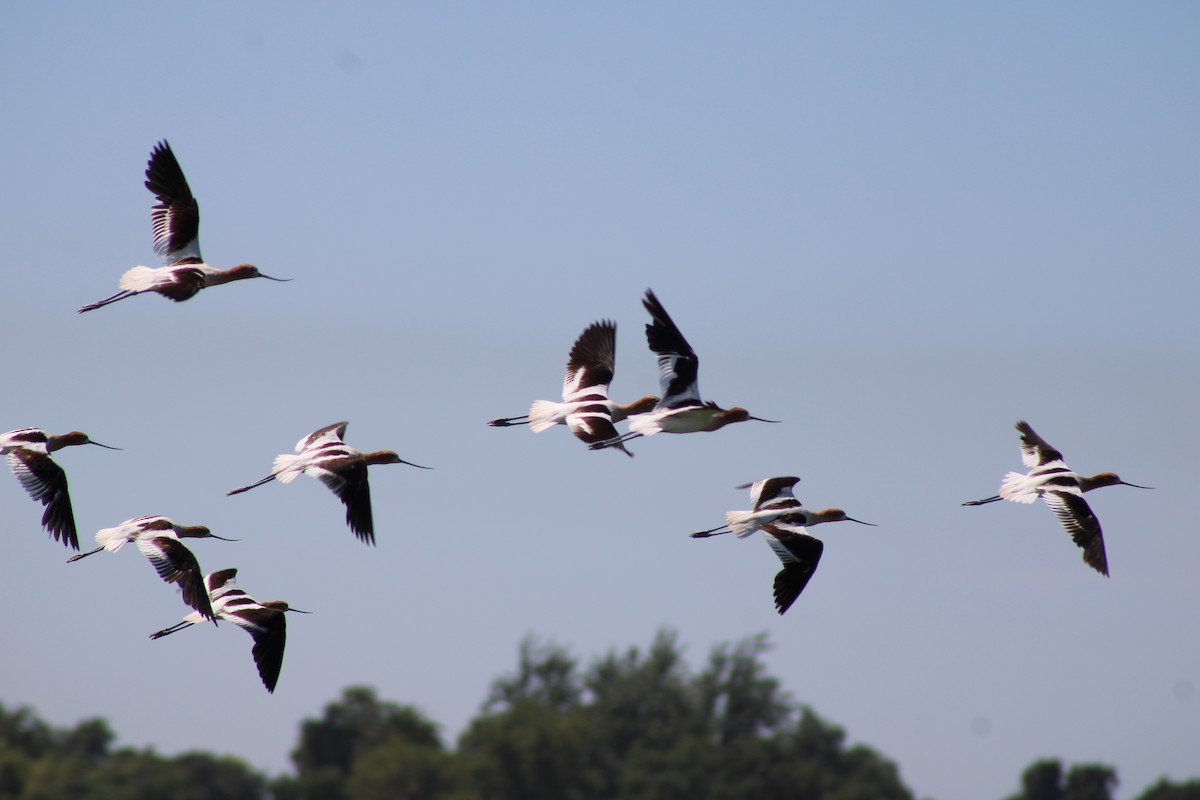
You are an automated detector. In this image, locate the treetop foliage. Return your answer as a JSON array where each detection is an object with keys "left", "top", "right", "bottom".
[{"left": 2, "top": 631, "right": 1198, "bottom": 800}]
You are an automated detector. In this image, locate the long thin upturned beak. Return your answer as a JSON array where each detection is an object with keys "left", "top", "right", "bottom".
[
  {"left": 208, "top": 534, "right": 240, "bottom": 541},
  {"left": 289, "top": 608, "right": 313, "bottom": 614},
  {"left": 749, "top": 416, "right": 781, "bottom": 423},
  {"left": 847, "top": 518, "right": 878, "bottom": 526},
  {"left": 88, "top": 441, "right": 122, "bottom": 450},
  {"left": 1120, "top": 481, "right": 1154, "bottom": 490},
  {"left": 258, "top": 273, "right": 292, "bottom": 282}
]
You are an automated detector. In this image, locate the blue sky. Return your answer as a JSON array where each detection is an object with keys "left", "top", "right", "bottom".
[{"left": 2, "top": 4, "right": 1197, "bottom": 798}]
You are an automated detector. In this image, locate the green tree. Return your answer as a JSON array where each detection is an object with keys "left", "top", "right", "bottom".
[
  {"left": 275, "top": 685, "right": 446, "bottom": 800},
  {"left": 1135, "top": 778, "right": 1200, "bottom": 800},
  {"left": 456, "top": 628, "right": 913, "bottom": 800},
  {"left": 457, "top": 637, "right": 597, "bottom": 800},
  {"left": 1007, "top": 759, "right": 1119, "bottom": 800}
]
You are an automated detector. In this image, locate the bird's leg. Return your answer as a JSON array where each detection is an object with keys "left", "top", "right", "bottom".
[
  {"left": 962, "top": 494, "right": 1002, "bottom": 506},
  {"left": 487, "top": 415, "right": 530, "bottom": 427},
  {"left": 149, "top": 621, "right": 194, "bottom": 640},
  {"left": 690, "top": 526, "right": 732, "bottom": 539},
  {"left": 78, "top": 290, "right": 137, "bottom": 313},
  {"left": 227, "top": 474, "right": 277, "bottom": 496},
  {"left": 66, "top": 546, "right": 104, "bottom": 562},
  {"left": 589, "top": 431, "right": 643, "bottom": 450}
]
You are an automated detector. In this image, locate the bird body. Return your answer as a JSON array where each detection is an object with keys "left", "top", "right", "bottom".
[
  {"left": 691, "top": 477, "right": 803, "bottom": 539},
  {"left": 962, "top": 421, "right": 1151, "bottom": 577},
  {"left": 150, "top": 568, "right": 308, "bottom": 693},
  {"left": 1, "top": 428, "right": 119, "bottom": 550},
  {"left": 79, "top": 140, "right": 289, "bottom": 313},
  {"left": 227, "top": 421, "right": 430, "bottom": 545}
]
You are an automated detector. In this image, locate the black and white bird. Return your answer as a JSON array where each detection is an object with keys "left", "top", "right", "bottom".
[
  {"left": 963, "top": 420, "right": 1151, "bottom": 576},
  {"left": 692, "top": 477, "right": 876, "bottom": 614},
  {"left": 150, "top": 568, "right": 309, "bottom": 693},
  {"left": 1, "top": 428, "right": 119, "bottom": 549},
  {"left": 79, "top": 140, "right": 289, "bottom": 312},
  {"left": 487, "top": 319, "right": 658, "bottom": 456},
  {"left": 227, "top": 421, "right": 431, "bottom": 545}
]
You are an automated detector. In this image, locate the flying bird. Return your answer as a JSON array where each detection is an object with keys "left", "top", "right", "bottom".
[
  {"left": 691, "top": 477, "right": 876, "bottom": 614},
  {"left": 227, "top": 421, "right": 431, "bottom": 545},
  {"left": 0, "top": 428, "right": 120, "bottom": 550},
  {"left": 68, "top": 515, "right": 237, "bottom": 621},
  {"left": 590, "top": 289, "right": 777, "bottom": 450},
  {"left": 487, "top": 319, "right": 658, "bottom": 456},
  {"left": 963, "top": 420, "right": 1151, "bottom": 577},
  {"left": 150, "top": 568, "right": 310, "bottom": 693},
  {"left": 79, "top": 140, "right": 290, "bottom": 312}
]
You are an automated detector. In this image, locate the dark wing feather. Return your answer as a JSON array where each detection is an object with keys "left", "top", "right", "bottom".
[
  {"left": 145, "top": 141, "right": 201, "bottom": 261},
  {"left": 317, "top": 458, "right": 375, "bottom": 544},
  {"left": 565, "top": 320, "right": 617, "bottom": 395},
  {"left": 236, "top": 607, "right": 287, "bottom": 693},
  {"left": 642, "top": 290, "right": 701, "bottom": 407},
  {"left": 7, "top": 450, "right": 78, "bottom": 549},
  {"left": 1016, "top": 421, "right": 1064, "bottom": 467},
  {"left": 1043, "top": 491, "right": 1109, "bottom": 576},
  {"left": 138, "top": 536, "right": 216, "bottom": 619},
  {"left": 762, "top": 523, "right": 824, "bottom": 615}
]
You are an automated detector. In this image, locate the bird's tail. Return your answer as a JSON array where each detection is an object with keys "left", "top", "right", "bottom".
[
  {"left": 118, "top": 265, "right": 158, "bottom": 292},
  {"left": 95, "top": 525, "right": 131, "bottom": 552},
  {"left": 272, "top": 453, "right": 306, "bottom": 484},
  {"left": 998, "top": 472, "right": 1040, "bottom": 503},
  {"left": 725, "top": 510, "right": 764, "bottom": 539},
  {"left": 528, "top": 400, "right": 566, "bottom": 433}
]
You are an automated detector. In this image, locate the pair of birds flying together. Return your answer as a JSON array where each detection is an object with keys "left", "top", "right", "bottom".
[
  {"left": 70, "top": 521, "right": 308, "bottom": 695},
  {"left": 686, "top": 421, "right": 1150, "bottom": 616},
  {"left": 488, "top": 289, "right": 778, "bottom": 453},
  {"left": 3, "top": 421, "right": 430, "bottom": 554}
]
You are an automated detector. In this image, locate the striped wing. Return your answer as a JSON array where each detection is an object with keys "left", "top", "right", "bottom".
[
  {"left": 205, "top": 568, "right": 247, "bottom": 613},
  {"left": 296, "top": 421, "right": 349, "bottom": 453},
  {"left": 137, "top": 536, "right": 216, "bottom": 620},
  {"left": 1015, "top": 421, "right": 1064, "bottom": 468},
  {"left": 145, "top": 140, "right": 202, "bottom": 262},
  {"left": 762, "top": 522, "right": 824, "bottom": 615},
  {"left": 642, "top": 290, "right": 701, "bottom": 409},
  {"left": 740, "top": 476, "right": 801, "bottom": 511},
  {"left": 6, "top": 449, "right": 78, "bottom": 549},
  {"left": 0, "top": 428, "right": 47, "bottom": 448},
  {"left": 562, "top": 320, "right": 625, "bottom": 447},
  {"left": 563, "top": 320, "right": 617, "bottom": 399},
  {"left": 1042, "top": 490, "right": 1109, "bottom": 576}
]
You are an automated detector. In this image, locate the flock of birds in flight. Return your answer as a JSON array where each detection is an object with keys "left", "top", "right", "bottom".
[{"left": 4, "top": 141, "right": 1153, "bottom": 693}]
